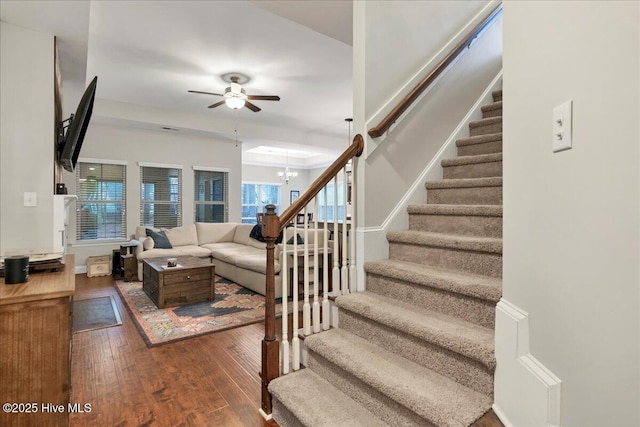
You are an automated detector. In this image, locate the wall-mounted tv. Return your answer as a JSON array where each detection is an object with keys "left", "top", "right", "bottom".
[{"left": 57, "top": 76, "right": 98, "bottom": 173}]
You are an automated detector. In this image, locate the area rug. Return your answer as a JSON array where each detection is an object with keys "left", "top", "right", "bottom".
[
  {"left": 73, "top": 295, "right": 122, "bottom": 333},
  {"left": 115, "top": 276, "right": 281, "bottom": 347}
]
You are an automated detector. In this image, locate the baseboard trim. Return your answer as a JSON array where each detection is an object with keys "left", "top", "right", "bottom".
[
  {"left": 494, "top": 298, "right": 562, "bottom": 427},
  {"left": 258, "top": 408, "right": 273, "bottom": 421},
  {"left": 75, "top": 265, "right": 87, "bottom": 274}
]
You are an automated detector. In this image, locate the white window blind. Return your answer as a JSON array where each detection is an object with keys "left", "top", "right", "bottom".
[
  {"left": 194, "top": 169, "right": 228, "bottom": 223},
  {"left": 241, "top": 183, "right": 281, "bottom": 224},
  {"left": 140, "top": 166, "right": 182, "bottom": 228},
  {"left": 76, "top": 161, "right": 127, "bottom": 240}
]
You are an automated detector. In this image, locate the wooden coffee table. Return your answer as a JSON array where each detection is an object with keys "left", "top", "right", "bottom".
[{"left": 142, "top": 256, "right": 215, "bottom": 308}]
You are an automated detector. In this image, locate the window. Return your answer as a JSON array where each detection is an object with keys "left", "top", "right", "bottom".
[
  {"left": 241, "top": 183, "right": 281, "bottom": 224},
  {"left": 140, "top": 164, "right": 182, "bottom": 228},
  {"left": 76, "top": 161, "right": 126, "bottom": 240},
  {"left": 194, "top": 168, "right": 229, "bottom": 223},
  {"left": 317, "top": 181, "right": 346, "bottom": 222}
]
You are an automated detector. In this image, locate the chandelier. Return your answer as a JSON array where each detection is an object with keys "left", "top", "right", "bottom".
[{"left": 277, "top": 151, "right": 298, "bottom": 184}]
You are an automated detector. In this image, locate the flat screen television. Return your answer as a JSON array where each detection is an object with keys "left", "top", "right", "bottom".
[{"left": 57, "top": 76, "right": 98, "bottom": 173}]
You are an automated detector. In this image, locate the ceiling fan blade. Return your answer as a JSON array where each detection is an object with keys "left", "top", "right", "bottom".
[
  {"left": 208, "top": 100, "right": 226, "bottom": 109},
  {"left": 244, "top": 101, "right": 261, "bottom": 112},
  {"left": 189, "top": 90, "right": 224, "bottom": 97},
  {"left": 247, "top": 95, "right": 281, "bottom": 101}
]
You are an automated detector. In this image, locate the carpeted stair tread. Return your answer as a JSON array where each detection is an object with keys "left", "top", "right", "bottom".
[
  {"left": 481, "top": 101, "right": 502, "bottom": 113},
  {"left": 269, "top": 369, "right": 387, "bottom": 427},
  {"left": 441, "top": 152, "right": 502, "bottom": 167},
  {"left": 426, "top": 176, "right": 502, "bottom": 189},
  {"left": 364, "top": 259, "right": 502, "bottom": 302},
  {"left": 407, "top": 204, "right": 502, "bottom": 217},
  {"left": 455, "top": 132, "right": 502, "bottom": 148},
  {"left": 387, "top": 230, "right": 502, "bottom": 254},
  {"left": 305, "top": 329, "right": 493, "bottom": 427},
  {"left": 336, "top": 291, "right": 495, "bottom": 368},
  {"left": 492, "top": 90, "right": 502, "bottom": 101},
  {"left": 469, "top": 116, "right": 502, "bottom": 129}
]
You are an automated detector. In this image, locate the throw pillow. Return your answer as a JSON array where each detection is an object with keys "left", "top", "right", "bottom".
[
  {"left": 142, "top": 236, "right": 155, "bottom": 250},
  {"left": 249, "top": 224, "right": 265, "bottom": 242},
  {"left": 146, "top": 228, "right": 172, "bottom": 249},
  {"left": 286, "top": 234, "right": 304, "bottom": 245}
]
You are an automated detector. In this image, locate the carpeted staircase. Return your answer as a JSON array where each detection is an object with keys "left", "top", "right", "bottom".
[{"left": 269, "top": 90, "right": 503, "bottom": 427}]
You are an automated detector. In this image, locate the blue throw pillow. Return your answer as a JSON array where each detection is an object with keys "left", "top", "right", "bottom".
[
  {"left": 287, "top": 234, "right": 304, "bottom": 245},
  {"left": 146, "top": 228, "right": 172, "bottom": 249}
]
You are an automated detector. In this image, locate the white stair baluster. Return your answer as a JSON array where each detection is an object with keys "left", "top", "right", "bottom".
[
  {"left": 349, "top": 159, "right": 357, "bottom": 293},
  {"left": 281, "top": 232, "right": 289, "bottom": 374},
  {"left": 332, "top": 176, "right": 341, "bottom": 295},
  {"left": 303, "top": 206, "right": 311, "bottom": 336},
  {"left": 341, "top": 167, "right": 349, "bottom": 294},
  {"left": 312, "top": 195, "right": 320, "bottom": 333},
  {"left": 292, "top": 220, "right": 300, "bottom": 370},
  {"left": 322, "top": 186, "right": 330, "bottom": 330}
]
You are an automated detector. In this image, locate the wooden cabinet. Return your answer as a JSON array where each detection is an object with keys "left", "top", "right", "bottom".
[{"left": 0, "top": 255, "right": 75, "bottom": 427}]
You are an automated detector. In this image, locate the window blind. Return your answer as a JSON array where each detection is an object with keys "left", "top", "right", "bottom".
[
  {"left": 140, "top": 166, "right": 182, "bottom": 228},
  {"left": 76, "top": 162, "right": 127, "bottom": 240},
  {"left": 194, "top": 170, "right": 228, "bottom": 223}
]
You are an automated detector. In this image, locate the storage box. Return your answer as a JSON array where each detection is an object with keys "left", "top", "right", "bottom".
[{"left": 87, "top": 255, "right": 111, "bottom": 277}]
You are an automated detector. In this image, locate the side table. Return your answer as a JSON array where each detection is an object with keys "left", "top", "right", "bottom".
[{"left": 120, "top": 242, "right": 138, "bottom": 282}]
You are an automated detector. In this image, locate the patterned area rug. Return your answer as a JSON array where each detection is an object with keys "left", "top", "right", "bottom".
[{"left": 115, "top": 276, "right": 279, "bottom": 347}]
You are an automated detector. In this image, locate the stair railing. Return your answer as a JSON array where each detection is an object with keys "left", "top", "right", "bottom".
[
  {"left": 260, "top": 134, "right": 364, "bottom": 417},
  {"left": 368, "top": 2, "right": 502, "bottom": 138}
]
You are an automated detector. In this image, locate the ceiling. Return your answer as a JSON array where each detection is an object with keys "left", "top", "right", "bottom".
[{"left": 0, "top": 0, "right": 354, "bottom": 168}]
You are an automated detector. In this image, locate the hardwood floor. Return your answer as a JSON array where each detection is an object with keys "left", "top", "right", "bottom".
[
  {"left": 70, "top": 274, "right": 503, "bottom": 427},
  {"left": 70, "top": 274, "right": 276, "bottom": 427}
]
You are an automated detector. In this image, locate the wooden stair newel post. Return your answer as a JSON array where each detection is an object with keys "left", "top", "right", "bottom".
[{"left": 261, "top": 204, "right": 280, "bottom": 417}]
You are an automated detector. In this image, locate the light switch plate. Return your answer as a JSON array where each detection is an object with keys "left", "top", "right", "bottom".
[
  {"left": 24, "top": 192, "right": 37, "bottom": 206},
  {"left": 553, "top": 100, "right": 572, "bottom": 152}
]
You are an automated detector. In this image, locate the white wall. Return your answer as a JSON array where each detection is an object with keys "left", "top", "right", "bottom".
[
  {"left": 0, "top": 22, "right": 55, "bottom": 252},
  {"left": 499, "top": 2, "right": 640, "bottom": 426},
  {"left": 63, "top": 118, "right": 241, "bottom": 267},
  {"left": 241, "top": 163, "right": 310, "bottom": 215},
  {"left": 364, "top": 0, "right": 489, "bottom": 119},
  {"left": 354, "top": 1, "right": 502, "bottom": 227}
]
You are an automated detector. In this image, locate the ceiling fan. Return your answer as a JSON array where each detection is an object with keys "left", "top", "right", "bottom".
[{"left": 188, "top": 73, "right": 280, "bottom": 112}]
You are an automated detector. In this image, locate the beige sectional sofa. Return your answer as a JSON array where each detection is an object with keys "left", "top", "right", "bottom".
[{"left": 134, "top": 222, "right": 329, "bottom": 299}]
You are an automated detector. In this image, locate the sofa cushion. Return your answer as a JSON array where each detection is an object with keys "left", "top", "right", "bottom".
[
  {"left": 247, "top": 238, "right": 266, "bottom": 250},
  {"left": 136, "top": 225, "right": 153, "bottom": 239},
  {"left": 162, "top": 224, "right": 198, "bottom": 247},
  {"left": 196, "top": 222, "right": 238, "bottom": 245},
  {"left": 207, "top": 243, "right": 258, "bottom": 265},
  {"left": 137, "top": 245, "right": 210, "bottom": 260},
  {"left": 235, "top": 253, "right": 281, "bottom": 275},
  {"left": 146, "top": 228, "right": 172, "bottom": 249},
  {"left": 233, "top": 224, "right": 254, "bottom": 245}
]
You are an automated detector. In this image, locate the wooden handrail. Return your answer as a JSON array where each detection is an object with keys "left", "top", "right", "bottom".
[
  {"left": 278, "top": 133, "right": 364, "bottom": 229},
  {"left": 368, "top": 3, "right": 502, "bottom": 138}
]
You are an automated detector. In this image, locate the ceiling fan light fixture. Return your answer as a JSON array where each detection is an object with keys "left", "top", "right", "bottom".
[
  {"left": 224, "top": 83, "right": 247, "bottom": 109},
  {"left": 225, "top": 96, "right": 245, "bottom": 109}
]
